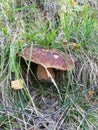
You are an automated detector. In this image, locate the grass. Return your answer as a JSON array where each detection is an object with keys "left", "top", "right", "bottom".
[{"left": 0, "top": 0, "right": 98, "bottom": 130}]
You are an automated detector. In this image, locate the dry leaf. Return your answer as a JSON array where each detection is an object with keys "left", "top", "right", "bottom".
[
  {"left": 63, "top": 41, "right": 68, "bottom": 45},
  {"left": 88, "top": 90, "right": 95, "bottom": 99},
  {"left": 72, "top": 43, "right": 80, "bottom": 49},
  {"left": 11, "top": 79, "right": 24, "bottom": 90},
  {"left": 62, "top": 41, "right": 69, "bottom": 50},
  {"left": 72, "top": 0, "right": 77, "bottom": 6}
]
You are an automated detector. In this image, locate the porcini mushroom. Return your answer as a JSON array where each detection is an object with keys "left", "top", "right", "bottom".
[
  {"left": 37, "top": 64, "right": 55, "bottom": 81},
  {"left": 19, "top": 47, "right": 74, "bottom": 82}
]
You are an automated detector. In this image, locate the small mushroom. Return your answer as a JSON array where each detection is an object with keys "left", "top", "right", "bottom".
[{"left": 19, "top": 47, "right": 74, "bottom": 82}]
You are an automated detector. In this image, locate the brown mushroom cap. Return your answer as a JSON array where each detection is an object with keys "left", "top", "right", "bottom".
[{"left": 19, "top": 47, "right": 74, "bottom": 71}]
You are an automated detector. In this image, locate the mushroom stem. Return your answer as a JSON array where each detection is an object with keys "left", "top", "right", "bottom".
[{"left": 37, "top": 65, "right": 55, "bottom": 82}]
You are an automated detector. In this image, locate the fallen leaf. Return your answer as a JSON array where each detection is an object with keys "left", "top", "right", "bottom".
[
  {"left": 63, "top": 41, "right": 68, "bottom": 45},
  {"left": 88, "top": 90, "right": 95, "bottom": 99},
  {"left": 72, "top": 0, "right": 77, "bottom": 6},
  {"left": 62, "top": 41, "right": 69, "bottom": 50},
  {"left": 72, "top": 43, "right": 81, "bottom": 49},
  {"left": 11, "top": 79, "right": 24, "bottom": 90}
]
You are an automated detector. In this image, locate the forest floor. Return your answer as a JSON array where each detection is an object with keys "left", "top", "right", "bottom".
[{"left": 0, "top": 0, "right": 98, "bottom": 130}]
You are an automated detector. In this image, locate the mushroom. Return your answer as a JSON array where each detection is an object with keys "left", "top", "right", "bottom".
[
  {"left": 19, "top": 47, "right": 74, "bottom": 82},
  {"left": 37, "top": 64, "right": 55, "bottom": 81}
]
